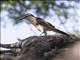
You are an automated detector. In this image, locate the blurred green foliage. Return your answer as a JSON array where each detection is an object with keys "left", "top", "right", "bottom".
[{"left": 0, "top": 0, "right": 79, "bottom": 25}]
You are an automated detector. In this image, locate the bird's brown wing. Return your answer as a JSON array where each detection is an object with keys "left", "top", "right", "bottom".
[
  {"left": 36, "top": 17, "right": 46, "bottom": 25},
  {"left": 36, "top": 17, "right": 55, "bottom": 28},
  {"left": 46, "top": 22, "right": 55, "bottom": 28}
]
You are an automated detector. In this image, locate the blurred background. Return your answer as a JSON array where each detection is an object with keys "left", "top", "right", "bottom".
[{"left": 1, "top": 0, "right": 80, "bottom": 44}]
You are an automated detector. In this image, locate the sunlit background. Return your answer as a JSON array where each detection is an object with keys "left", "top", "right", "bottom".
[{"left": 1, "top": 1, "right": 80, "bottom": 44}]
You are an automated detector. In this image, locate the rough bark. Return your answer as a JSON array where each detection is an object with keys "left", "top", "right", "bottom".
[{"left": 0, "top": 35, "right": 79, "bottom": 60}]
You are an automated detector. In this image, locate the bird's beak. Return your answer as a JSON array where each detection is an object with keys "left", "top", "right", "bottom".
[
  {"left": 19, "top": 14, "right": 30, "bottom": 20},
  {"left": 19, "top": 15, "right": 27, "bottom": 20}
]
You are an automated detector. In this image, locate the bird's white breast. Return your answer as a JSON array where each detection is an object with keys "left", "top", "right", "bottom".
[{"left": 36, "top": 25, "right": 44, "bottom": 32}]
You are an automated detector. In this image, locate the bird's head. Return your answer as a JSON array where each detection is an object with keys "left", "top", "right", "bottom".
[{"left": 19, "top": 13, "right": 35, "bottom": 20}]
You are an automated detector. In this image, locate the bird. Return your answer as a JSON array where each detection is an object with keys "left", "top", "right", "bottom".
[{"left": 19, "top": 13, "right": 69, "bottom": 36}]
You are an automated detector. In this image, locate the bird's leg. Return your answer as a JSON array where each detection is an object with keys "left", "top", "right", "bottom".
[
  {"left": 40, "top": 29, "right": 47, "bottom": 36},
  {"left": 43, "top": 29, "right": 47, "bottom": 36}
]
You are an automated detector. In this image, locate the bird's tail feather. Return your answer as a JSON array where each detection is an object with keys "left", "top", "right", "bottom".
[{"left": 54, "top": 28, "right": 69, "bottom": 36}]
